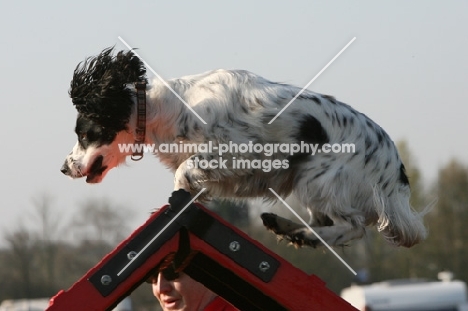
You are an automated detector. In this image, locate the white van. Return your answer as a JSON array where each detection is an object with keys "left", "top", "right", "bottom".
[{"left": 341, "top": 273, "right": 468, "bottom": 311}]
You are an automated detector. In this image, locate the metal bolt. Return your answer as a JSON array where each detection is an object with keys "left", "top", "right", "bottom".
[
  {"left": 229, "top": 241, "right": 241, "bottom": 252},
  {"left": 101, "top": 275, "right": 112, "bottom": 286},
  {"left": 127, "top": 251, "right": 138, "bottom": 260},
  {"left": 259, "top": 261, "right": 270, "bottom": 272}
]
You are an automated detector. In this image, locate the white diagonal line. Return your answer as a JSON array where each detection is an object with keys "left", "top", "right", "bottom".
[
  {"left": 268, "top": 37, "right": 356, "bottom": 124},
  {"left": 268, "top": 188, "right": 356, "bottom": 275},
  {"left": 117, "top": 188, "right": 206, "bottom": 277},
  {"left": 118, "top": 36, "right": 207, "bottom": 125}
]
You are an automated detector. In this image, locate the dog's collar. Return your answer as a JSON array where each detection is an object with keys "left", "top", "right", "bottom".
[{"left": 131, "top": 82, "right": 146, "bottom": 161}]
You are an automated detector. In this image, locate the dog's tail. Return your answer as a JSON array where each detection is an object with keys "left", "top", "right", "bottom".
[{"left": 374, "top": 186, "right": 432, "bottom": 247}]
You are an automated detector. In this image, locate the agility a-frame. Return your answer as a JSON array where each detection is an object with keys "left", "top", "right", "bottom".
[{"left": 46, "top": 190, "right": 357, "bottom": 311}]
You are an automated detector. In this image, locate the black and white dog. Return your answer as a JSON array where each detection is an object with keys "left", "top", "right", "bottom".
[{"left": 61, "top": 48, "right": 426, "bottom": 248}]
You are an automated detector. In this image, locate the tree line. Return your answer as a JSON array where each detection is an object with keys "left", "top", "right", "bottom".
[{"left": 1, "top": 141, "right": 467, "bottom": 310}]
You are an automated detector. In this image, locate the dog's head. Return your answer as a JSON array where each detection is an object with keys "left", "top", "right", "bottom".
[{"left": 61, "top": 47, "right": 147, "bottom": 183}]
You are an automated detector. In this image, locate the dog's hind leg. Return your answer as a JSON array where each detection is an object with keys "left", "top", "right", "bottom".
[{"left": 261, "top": 213, "right": 365, "bottom": 248}]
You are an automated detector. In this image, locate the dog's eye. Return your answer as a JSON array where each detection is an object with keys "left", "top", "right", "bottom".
[{"left": 79, "top": 133, "right": 87, "bottom": 141}]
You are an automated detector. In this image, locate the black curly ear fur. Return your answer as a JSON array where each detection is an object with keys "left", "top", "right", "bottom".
[{"left": 69, "top": 47, "right": 147, "bottom": 131}]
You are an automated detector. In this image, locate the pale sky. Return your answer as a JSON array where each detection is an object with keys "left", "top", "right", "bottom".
[{"left": 0, "top": 1, "right": 467, "bottom": 244}]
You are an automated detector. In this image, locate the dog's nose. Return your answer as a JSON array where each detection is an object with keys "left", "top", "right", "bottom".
[{"left": 61, "top": 161, "right": 71, "bottom": 176}]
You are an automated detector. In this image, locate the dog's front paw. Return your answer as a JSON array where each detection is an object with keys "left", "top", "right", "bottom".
[
  {"left": 174, "top": 154, "right": 221, "bottom": 193},
  {"left": 174, "top": 159, "right": 201, "bottom": 192}
]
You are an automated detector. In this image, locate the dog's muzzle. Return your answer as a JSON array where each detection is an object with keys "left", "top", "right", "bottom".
[
  {"left": 60, "top": 160, "right": 72, "bottom": 176},
  {"left": 60, "top": 155, "right": 107, "bottom": 183}
]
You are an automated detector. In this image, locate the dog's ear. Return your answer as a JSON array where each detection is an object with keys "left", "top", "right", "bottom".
[
  {"left": 113, "top": 49, "right": 147, "bottom": 85},
  {"left": 69, "top": 47, "right": 147, "bottom": 131}
]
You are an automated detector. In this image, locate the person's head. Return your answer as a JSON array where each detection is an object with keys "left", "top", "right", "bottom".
[{"left": 149, "top": 268, "right": 217, "bottom": 311}]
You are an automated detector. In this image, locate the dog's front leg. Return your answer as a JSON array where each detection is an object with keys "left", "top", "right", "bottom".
[
  {"left": 174, "top": 160, "right": 193, "bottom": 192},
  {"left": 173, "top": 153, "right": 236, "bottom": 196}
]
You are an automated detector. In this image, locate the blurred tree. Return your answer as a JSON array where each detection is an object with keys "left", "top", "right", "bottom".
[
  {"left": 72, "top": 198, "right": 134, "bottom": 247},
  {"left": 0, "top": 195, "right": 145, "bottom": 308},
  {"left": 428, "top": 159, "right": 468, "bottom": 281},
  {"left": 31, "top": 194, "right": 63, "bottom": 294},
  {"left": 207, "top": 199, "right": 250, "bottom": 229},
  {"left": 3, "top": 226, "right": 35, "bottom": 299}
]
